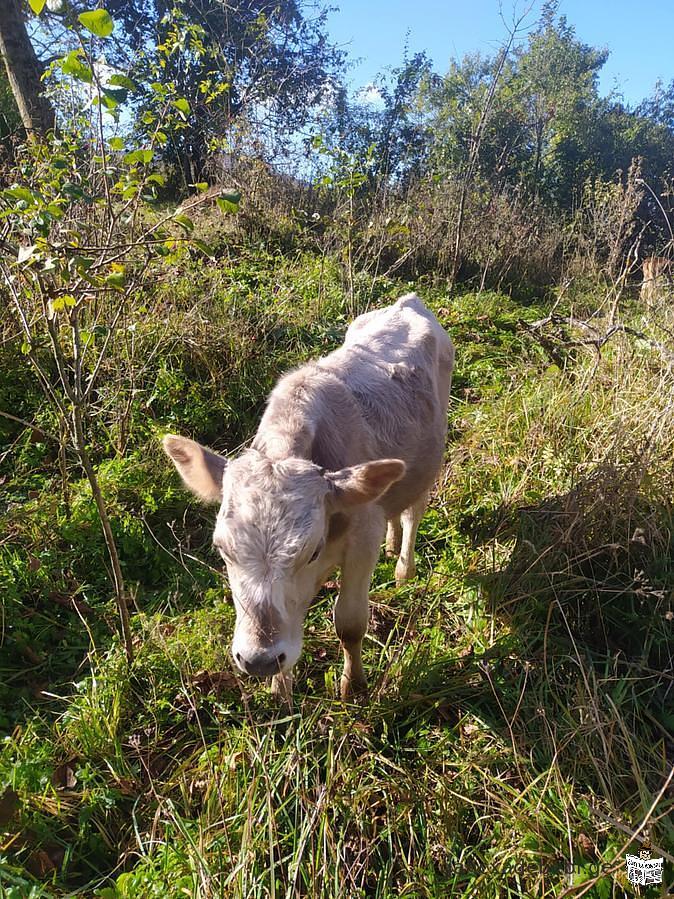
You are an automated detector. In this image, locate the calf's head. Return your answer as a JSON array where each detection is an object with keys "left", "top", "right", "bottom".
[{"left": 163, "top": 435, "right": 404, "bottom": 678}]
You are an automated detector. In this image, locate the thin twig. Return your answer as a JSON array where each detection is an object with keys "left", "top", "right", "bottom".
[{"left": 0, "top": 409, "right": 58, "bottom": 442}]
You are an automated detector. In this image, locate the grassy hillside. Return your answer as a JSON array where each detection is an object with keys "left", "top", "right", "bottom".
[{"left": 0, "top": 248, "right": 673, "bottom": 897}]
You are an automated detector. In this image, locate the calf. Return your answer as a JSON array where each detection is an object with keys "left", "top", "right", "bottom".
[{"left": 163, "top": 294, "right": 454, "bottom": 701}]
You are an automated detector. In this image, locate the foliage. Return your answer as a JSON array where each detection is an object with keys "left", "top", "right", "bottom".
[
  {"left": 421, "top": 8, "right": 674, "bottom": 212},
  {"left": 1, "top": 247, "right": 673, "bottom": 893},
  {"left": 30, "top": 0, "right": 344, "bottom": 186},
  {"left": 1, "top": 2, "right": 674, "bottom": 896},
  {"left": 320, "top": 52, "right": 432, "bottom": 186},
  {"left": 0, "top": 2, "right": 242, "bottom": 662}
]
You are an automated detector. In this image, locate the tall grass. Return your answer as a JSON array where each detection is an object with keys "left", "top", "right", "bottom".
[{"left": 0, "top": 255, "right": 672, "bottom": 896}]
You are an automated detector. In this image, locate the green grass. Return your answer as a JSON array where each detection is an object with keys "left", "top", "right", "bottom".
[{"left": 0, "top": 252, "right": 672, "bottom": 897}]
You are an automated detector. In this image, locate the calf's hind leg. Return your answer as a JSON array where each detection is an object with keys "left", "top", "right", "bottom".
[
  {"left": 395, "top": 490, "right": 430, "bottom": 585},
  {"left": 385, "top": 516, "right": 402, "bottom": 557}
]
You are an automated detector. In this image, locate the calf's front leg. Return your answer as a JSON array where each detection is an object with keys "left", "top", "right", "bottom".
[
  {"left": 334, "top": 514, "right": 385, "bottom": 699},
  {"left": 271, "top": 671, "right": 293, "bottom": 705}
]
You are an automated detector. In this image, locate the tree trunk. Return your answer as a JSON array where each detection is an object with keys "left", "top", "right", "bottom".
[{"left": 0, "top": 0, "right": 55, "bottom": 136}]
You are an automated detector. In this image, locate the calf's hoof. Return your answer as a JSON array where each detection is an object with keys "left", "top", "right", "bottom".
[
  {"left": 395, "top": 557, "right": 416, "bottom": 585},
  {"left": 340, "top": 674, "right": 368, "bottom": 701}
]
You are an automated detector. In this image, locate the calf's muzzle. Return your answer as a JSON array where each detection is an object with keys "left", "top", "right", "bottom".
[{"left": 234, "top": 647, "right": 287, "bottom": 678}]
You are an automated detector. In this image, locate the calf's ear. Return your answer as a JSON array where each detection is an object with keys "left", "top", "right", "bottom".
[
  {"left": 162, "top": 434, "right": 226, "bottom": 503},
  {"left": 326, "top": 459, "right": 405, "bottom": 507}
]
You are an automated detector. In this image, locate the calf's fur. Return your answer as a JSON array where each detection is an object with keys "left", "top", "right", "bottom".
[{"left": 163, "top": 293, "right": 454, "bottom": 700}]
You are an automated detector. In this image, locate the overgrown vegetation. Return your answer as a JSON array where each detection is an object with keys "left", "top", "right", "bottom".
[
  {"left": 1, "top": 256, "right": 672, "bottom": 896},
  {"left": 0, "top": 0, "right": 673, "bottom": 896}
]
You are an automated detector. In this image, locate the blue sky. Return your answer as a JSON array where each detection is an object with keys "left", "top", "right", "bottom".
[{"left": 327, "top": 0, "right": 674, "bottom": 107}]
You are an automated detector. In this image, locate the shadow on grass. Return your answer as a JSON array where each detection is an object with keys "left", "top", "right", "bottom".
[
  {"left": 364, "top": 460, "right": 674, "bottom": 891},
  {"left": 424, "top": 460, "right": 673, "bottom": 853}
]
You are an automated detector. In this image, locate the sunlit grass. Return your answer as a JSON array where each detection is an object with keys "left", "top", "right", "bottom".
[{"left": 1, "top": 267, "right": 673, "bottom": 897}]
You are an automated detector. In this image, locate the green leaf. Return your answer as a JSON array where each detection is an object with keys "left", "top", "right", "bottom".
[
  {"left": 101, "top": 87, "right": 128, "bottom": 107},
  {"left": 78, "top": 9, "right": 114, "bottom": 37},
  {"left": 28, "top": 0, "right": 47, "bottom": 13},
  {"left": 105, "top": 88, "right": 128, "bottom": 103},
  {"left": 108, "top": 73, "right": 137, "bottom": 91},
  {"left": 105, "top": 271, "right": 126, "bottom": 290},
  {"left": 20, "top": 340, "right": 31, "bottom": 355},
  {"left": 123, "top": 149, "right": 153, "bottom": 166},
  {"left": 192, "top": 239, "right": 215, "bottom": 258},
  {"left": 50, "top": 294, "right": 77, "bottom": 314},
  {"left": 216, "top": 190, "right": 240, "bottom": 214},
  {"left": 577, "top": 800, "right": 590, "bottom": 821},
  {"left": 69, "top": 256, "right": 93, "bottom": 274},
  {"left": 45, "top": 203, "right": 64, "bottom": 218},
  {"left": 4, "top": 186, "right": 36, "bottom": 205},
  {"left": 109, "top": 137, "right": 125, "bottom": 151},
  {"left": 61, "top": 51, "right": 93, "bottom": 84},
  {"left": 61, "top": 182, "right": 85, "bottom": 200},
  {"left": 173, "top": 97, "right": 191, "bottom": 118},
  {"left": 173, "top": 213, "right": 194, "bottom": 232}
]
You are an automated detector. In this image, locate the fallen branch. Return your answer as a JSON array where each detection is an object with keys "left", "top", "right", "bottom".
[{"left": 520, "top": 313, "right": 674, "bottom": 365}]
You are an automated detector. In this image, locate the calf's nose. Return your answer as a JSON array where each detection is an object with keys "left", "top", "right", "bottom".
[{"left": 234, "top": 648, "right": 287, "bottom": 678}]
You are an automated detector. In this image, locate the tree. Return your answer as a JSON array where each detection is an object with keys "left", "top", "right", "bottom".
[
  {"left": 512, "top": 8, "right": 608, "bottom": 201},
  {"left": 637, "top": 78, "right": 674, "bottom": 132},
  {"left": 0, "top": 0, "right": 55, "bottom": 135},
  {"left": 11, "top": 0, "right": 343, "bottom": 184},
  {"left": 421, "top": 52, "right": 524, "bottom": 186},
  {"left": 105, "top": 0, "right": 344, "bottom": 185},
  {"left": 0, "top": 66, "right": 22, "bottom": 153},
  {"left": 321, "top": 52, "right": 432, "bottom": 186},
  {"left": 419, "top": 6, "right": 673, "bottom": 214},
  {"left": 421, "top": 6, "right": 532, "bottom": 281}
]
